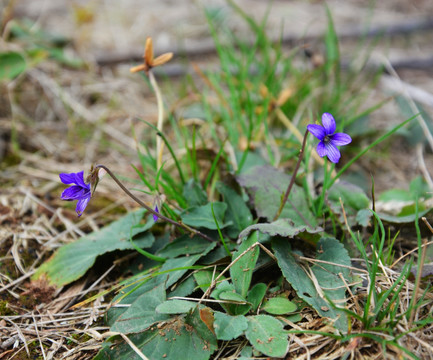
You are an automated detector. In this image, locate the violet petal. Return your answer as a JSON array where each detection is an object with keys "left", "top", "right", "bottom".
[
  {"left": 59, "top": 172, "right": 78, "bottom": 185},
  {"left": 76, "top": 195, "right": 91, "bottom": 216},
  {"left": 61, "top": 186, "right": 89, "bottom": 200},
  {"left": 325, "top": 142, "right": 341, "bottom": 163},
  {"left": 330, "top": 132, "right": 352, "bottom": 146},
  {"left": 307, "top": 124, "right": 326, "bottom": 140},
  {"left": 74, "top": 171, "right": 90, "bottom": 189},
  {"left": 322, "top": 113, "right": 336, "bottom": 135},
  {"left": 316, "top": 141, "right": 327, "bottom": 157}
]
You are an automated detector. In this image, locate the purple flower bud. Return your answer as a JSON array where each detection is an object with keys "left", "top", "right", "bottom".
[
  {"left": 307, "top": 113, "right": 352, "bottom": 163},
  {"left": 153, "top": 205, "right": 159, "bottom": 222}
]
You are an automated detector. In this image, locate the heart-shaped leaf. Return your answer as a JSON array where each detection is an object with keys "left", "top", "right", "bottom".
[
  {"left": 214, "top": 312, "right": 248, "bottom": 341},
  {"left": 245, "top": 315, "right": 289, "bottom": 357}
]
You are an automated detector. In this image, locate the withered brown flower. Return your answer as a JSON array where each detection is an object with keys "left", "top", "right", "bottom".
[{"left": 130, "top": 37, "right": 173, "bottom": 74}]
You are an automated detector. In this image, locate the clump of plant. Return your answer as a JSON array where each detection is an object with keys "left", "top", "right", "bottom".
[{"left": 33, "top": 5, "right": 432, "bottom": 360}]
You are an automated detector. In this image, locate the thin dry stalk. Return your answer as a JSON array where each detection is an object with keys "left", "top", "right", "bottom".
[
  {"left": 408, "top": 238, "right": 428, "bottom": 328},
  {"left": 119, "top": 333, "right": 149, "bottom": 360},
  {"left": 32, "top": 312, "right": 47, "bottom": 360}
]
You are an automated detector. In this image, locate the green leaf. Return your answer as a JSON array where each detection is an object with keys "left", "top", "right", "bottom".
[
  {"left": 211, "top": 281, "right": 251, "bottom": 315},
  {"left": 219, "top": 291, "right": 247, "bottom": 303},
  {"left": 245, "top": 315, "right": 289, "bottom": 358},
  {"left": 183, "top": 179, "right": 208, "bottom": 206},
  {"left": 378, "top": 207, "right": 432, "bottom": 224},
  {"left": 235, "top": 150, "right": 268, "bottom": 174},
  {"left": 214, "top": 312, "right": 248, "bottom": 341},
  {"left": 216, "top": 182, "right": 253, "bottom": 238},
  {"left": 237, "top": 165, "right": 316, "bottom": 226},
  {"left": 107, "top": 253, "right": 207, "bottom": 331},
  {"left": 194, "top": 270, "right": 220, "bottom": 292},
  {"left": 230, "top": 233, "right": 259, "bottom": 298},
  {"left": 201, "top": 245, "right": 232, "bottom": 265},
  {"left": 238, "top": 346, "right": 253, "bottom": 360},
  {"left": 379, "top": 176, "right": 430, "bottom": 202},
  {"left": 356, "top": 209, "right": 372, "bottom": 227},
  {"left": 168, "top": 276, "right": 196, "bottom": 298},
  {"left": 211, "top": 280, "right": 235, "bottom": 300},
  {"left": 156, "top": 300, "right": 197, "bottom": 314},
  {"left": 33, "top": 210, "right": 153, "bottom": 286},
  {"left": 273, "top": 237, "right": 351, "bottom": 332},
  {"left": 185, "top": 307, "right": 218, "bottom": 352},
  {"left": 286, "top": 313, "right": 303, "bottom": 323},
  {"left": 378, "top": 188, "right": 412, "bottom": 202},
  {"left": 158, "top": 235, "right": 214, "bottom": 258},
  {"left": 328, "top": 181, "right": 369, "bottom": 211},
  {"left": 247, "top": 283, "right": 267, "bottom": 312},
  {"left": 328, "top": 181, "right": 370, "bottom": 227},
  {"left": 0, "top": 52, "right": 26, "bottom": 80},
  {"left": 181, "top": 202, "right": 229, "bottom": 230},
  {"left": 96, "top": 318, "right": 216, "bottom": 360},
  {"left": 161, "top": 254, "right": 205, "bottom": 289},
  {"left": 106, "top": 275, "right": 165, "bottom": 328},
  {"left": 239, "top": 219, "right": 322, "bottom": 240},
  {"left": 262, "top": 297, "right": 297, "bottom": 315},
  {"left": 110, "top": 282, "right": 169, "bottom": 334}
]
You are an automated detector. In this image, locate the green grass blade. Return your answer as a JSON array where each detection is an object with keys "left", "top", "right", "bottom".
[{"left": 211, "top": 202, "right": 231, "bottom": 256}]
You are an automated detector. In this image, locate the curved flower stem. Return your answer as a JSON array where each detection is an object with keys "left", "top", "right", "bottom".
[
  {"left": 273, "top": 130, "right": 309, "bottom": 222},
  {"left": 148, "top": 70, "right": 164, "bottom": 171},
  {"left": 96, "top": 164, "right": 214, "bottom": 243}
]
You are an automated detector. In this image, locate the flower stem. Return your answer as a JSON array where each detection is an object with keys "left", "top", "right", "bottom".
[
  {"left": 96, "top": 164, "right": 214, "bottom": 243},
  {"left": 148, "top": 70, "right": 164, "bottom": 171},
  {"left": 273, "top": 130, "right": 309, "bottom": 222}
]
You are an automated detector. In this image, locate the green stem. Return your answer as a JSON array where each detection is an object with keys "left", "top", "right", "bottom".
[
  {"left": 273, "top": 130, "right": 309, "bottom": 221},
  {"left": 96, "top": 164, "right": 214, "bottom": 243}
]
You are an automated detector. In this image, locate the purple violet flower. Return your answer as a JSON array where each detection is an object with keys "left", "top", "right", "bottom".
[
  {"left": 307, "top": 112, "right": 352, "bottom": 163},
  {"left": 59, "top": 171, "right": 91, "bottom": 217}
]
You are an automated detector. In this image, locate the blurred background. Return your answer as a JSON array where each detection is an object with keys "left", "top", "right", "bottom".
[{"left": 1, "top": 0, "right": 433, "bottom": 215}]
